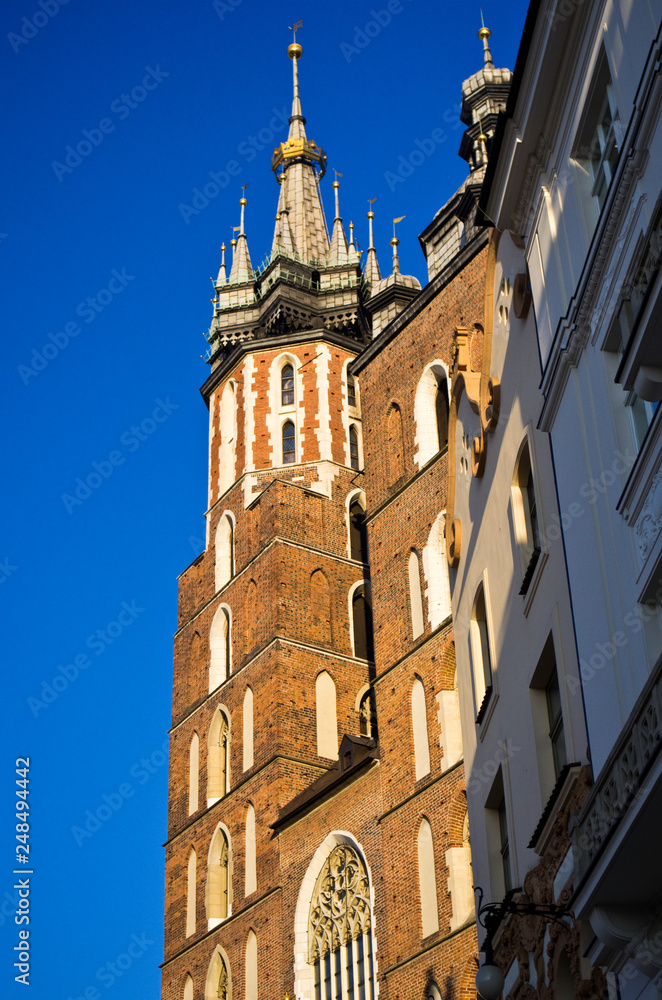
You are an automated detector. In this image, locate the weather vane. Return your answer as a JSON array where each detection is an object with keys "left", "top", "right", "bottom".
[
  {"left": 289, "top": 19, "right": 303, "bottom": 42},
  {"left": 393, "top": 215, "right": 405, "bottom": 238}
]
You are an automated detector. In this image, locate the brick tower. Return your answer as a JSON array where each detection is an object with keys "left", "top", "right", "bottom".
[{"left": 162, "top": 34, "right": 482, "bottom": 1000}]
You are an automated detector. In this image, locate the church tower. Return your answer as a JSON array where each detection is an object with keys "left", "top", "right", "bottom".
[{"left": 162, "top": 31, "right": 486, "bottom": 1000}]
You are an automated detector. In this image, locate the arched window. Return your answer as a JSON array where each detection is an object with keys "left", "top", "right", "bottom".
[
  {"left": 188, "top": 732, "right": 199, "bottom": 816},
  {"left": 207, "top": 826, "right": 231, "bottom": 926},
  {"left": 245, "top": 580, "right": 258, "bottom": 653},
  {"left": 219, "top": 381, "right": 237, "bottom": 495},
  {"left": 242, "top": 687, "right": 254, "bottom": 772},
  {"left": 210, "top": 606, "right": 231, "bottom": 692},
  {"left": 245, "top": 804, "right": 256, "bottom": 896},
  {"left": 215, "top": 514, "right": 234, "bottom": 592},
  {"left": 352, "top": 585, "right": 374, "bottom": 661},
  {"left": 349, "top": 497, "right": 368, "bottom": 563},
  {"left": 282, "top": 363, "right": 295, "bottom": 406},
  {"left": 315, "top": 671, "right": 338, "bottom": 759},
  {"left": 205, "top": 948, "right": 231, "bottom": 1000},
  {"left": 417, "top": 819, "right": 439, "bottom": 937},
  {"left": 387, "top": 404, "right": 405, "bottom": 483},
  {"left": 186, "top": 848, "right": 196, "bottom": 937},
  {"left": 408, "top": 550, "right": 424, "bottom": 639},
  {"left": 282, "top": 420, "right": 296, "bottom": 464},
  {"left": 347, "top": 373, "right": 357, "bottom": 408},
  {"left": 310, "top": 570, "right": 331, "bottom": 645},
  {"left": 470, "top": 584, "right": 493, "bottom": 720},
  {"left": 411, "top": 677, "right": 431, "bottom": 780},
  {"left": 183, "top": 973, "right": 194, "bottom": 1000},
  {"left": 308, "top": 844, "right": 374, "bottom": 1000},
  {"left": 359, "top": 689, "right": 376, "bottom": 738},
  {"left": 245, "top": 931, "right": 258, "bottom": 1000},
  {"left": 512, "top": 439, "right": 541, "bottom": 586},
  {"left": 446, "top": 807, "right": 474, "bottom": 931},
  {"left": 413, "top": 363, "right": 450, "bottom": 468},
  {"left": 207, "top": 709, "right": 230, "bottom": 805},
  {"left": 349, "top": 425, "right": 360, "bottom": 470},
  {"left": 423, "top": 511, "right": 452, "bottom": 629}
]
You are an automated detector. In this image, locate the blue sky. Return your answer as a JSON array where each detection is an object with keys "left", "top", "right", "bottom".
[{"left": 1, "top": 1, "right": 529, "bottom": 997}]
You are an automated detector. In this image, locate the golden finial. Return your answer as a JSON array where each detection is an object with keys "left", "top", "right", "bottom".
[
  {"left": 230, "top": 238, "right": 237, "bottom": 249},
  {"left": 478, "top": 12, "right": 493, "bottom": 66},
  {"left": 288, "top": 20, "right": 303, "bottom": 59}
]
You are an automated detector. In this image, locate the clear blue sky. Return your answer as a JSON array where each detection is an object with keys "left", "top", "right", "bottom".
[{"left": 1, "top": 1, "right": 529, "bottom": 997}]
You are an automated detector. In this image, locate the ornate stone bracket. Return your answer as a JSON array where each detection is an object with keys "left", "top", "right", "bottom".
[{"left": 446, "top": 230, "right": 502, "bottom": 567}]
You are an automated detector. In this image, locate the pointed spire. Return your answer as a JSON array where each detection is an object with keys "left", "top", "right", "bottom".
[
  {"left": 348, "top": 220, "right": 356, "bottom": 257},
  {"left": 328, "top": 178, "right": 349, "bottom": 265},
  {"left": 229, "top": 197, "right": 253, "bottom": 284},
  {"left": 364, "top": 209, "right": 381, "bottom": 286},
  {"left": 274, "top": 208, "right": 295, "bottom": 256},
  {"left": 215, "top": 243, "right": 227, "bottom": 288},
  {"left": 270, "top": 39, "right": 329, "bottom": 263},
  {"left": 478, "top": 18, "right": 493, "bottom": 67},
  {"left": 390, "top": 237, "right": 401, "bottom": 275}
]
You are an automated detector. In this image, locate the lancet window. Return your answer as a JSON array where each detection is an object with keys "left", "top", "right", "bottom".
[{"left": 308, "top": 844, "right": 374, "bottom": 1000}]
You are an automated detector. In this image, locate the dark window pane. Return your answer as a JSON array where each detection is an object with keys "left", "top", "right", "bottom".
[
  {"left": 282, "top": 364, "right": 294, "bottom": 406},
  {"left": 349, "top": 426, "right": 360, "bottom": 470},
  {"left": 348, "top": 375, "right": 356, "bottom": 408},
  {"left": 283, "top": 421, "right": 296, "bottom": 464}
]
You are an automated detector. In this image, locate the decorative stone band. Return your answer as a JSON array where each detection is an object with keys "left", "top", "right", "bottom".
[{"left": 571, "top": 650, "right": 662, "bottom": 886}]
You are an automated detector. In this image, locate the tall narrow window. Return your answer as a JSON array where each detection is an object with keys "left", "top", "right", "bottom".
[
  {"left": 205, "top": 949, "right": 231, "bottom": 1000},
  {"left": 282, "top": 363, "right": 295, "bottom": 406},
  {"left": 408, "top": 550, "right": 424, "bottom": 639},
  {"left": 310, "top": 570, "right": 331, "bottom": 645},
  {"left": 414, "top": 363, "right": 449, "bottom": 467},
  {"left": 315, "top": 671, "right": 338, "bottom": 759},
  {"left": 210, "top": 606, "right": 231, "bottom": 691},
  {"left": 215, "top": 515, "right": 234, "bottom": 593},
  {"left": 417, "top": 819, "right": 440, "bottom": 938},
  {"left": 184, "top": 974, "right": 194, "bottom": 1000},
  {"left": 470, "top": 585, "right": 493, "bottom": 721},
  {"left": 349, "top": 497, "right": 368, "bottom": 563},
  {"left": 347, "top": 373, "right": 357, "bottom": 408},
  {"left": 359, "top": 689, "right": 376, "bottom": 738},
  {"left": 242, "top": 686, "right": 254, "bottom": 772},
  {"left": 387, "top": 404, "right": 405, "bottom": 483},
  {"left": 498, "top": 800, "right": 513, "bottom": 893},
  {"left": 446, "top": 808, "right": 474, "bottom": 931},
  {"left": 309, "top": 844, "right": 374, "bottom": 1000},
  {"left": 207, "top": 710, "right": 230, "bottom": 805},
  {"left": 512, "top": 440, "right": 540, "bottom": 588},
  {"left": 349, "top": 425, "right": 360, "bottom": 470},
  {"left": 186, "top": 848, "right": 196, "bottom": 937},
  {"left": 573, "top": 50, "right": 621, "bottom": 212},
  {"left": 352, "top": 586, "right": 374, "bottom": 661},
  {"left": 207, "top": 827, "right": 231, "bottom": 926},
  {"left": 188, "top": 732, "right": 199, "bottom": 816},
  {"left": 245, "top": 931, "right": 258, "bottom": 1000},
  {"left": 245, "top": 804, "right": 257, "bottom": 896},
  {"left": 282, "top": 420, "right": 296, "bottom": 464},
  {"left": 411, "top": 677, "right": 431, "bottom": 780},
  {"left": 546, "top": 671, "right": 567, "bottom": 780},
  {"left": 219, "top": 381, "right": 236, "bottom": 495}
]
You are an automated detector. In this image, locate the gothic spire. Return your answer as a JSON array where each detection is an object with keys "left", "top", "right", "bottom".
[
  {"left": 364, "top": 209, "right": 382, "bottom": 287},
  {"left": 328, "top": 179, "right": 349, "bottom": 265},
  {"left": 229, "top": 197, "right": 253, "bottom": 284},
  {"left": 270, "top": 40, "right": 330, "bottom": 263},
  {"left": 215, "top": 243, "right": 227, "bottom": 288}
]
